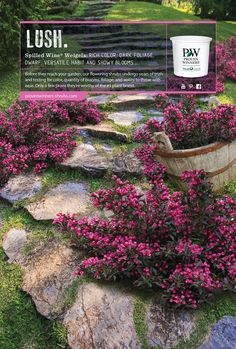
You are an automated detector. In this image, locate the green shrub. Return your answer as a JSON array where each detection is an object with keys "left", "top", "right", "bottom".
[{"left": 0, "top": 0, "right": 44, "bottom": 67}]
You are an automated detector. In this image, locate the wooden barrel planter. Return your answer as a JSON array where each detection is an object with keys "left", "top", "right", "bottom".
[{"left": 155, "top": 132, "right": 236, "bottom": 191}]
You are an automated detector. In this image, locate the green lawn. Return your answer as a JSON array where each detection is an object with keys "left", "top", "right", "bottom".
[
  {"left": 106, "top": 2, "right": 236, "bottom": 41},
  {"left": 0, "top": 70, "right": 19, "bottom": 111}
]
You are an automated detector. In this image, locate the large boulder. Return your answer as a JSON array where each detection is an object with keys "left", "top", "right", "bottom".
[
  {"left": 198, "top": 316, "right": 236, "bottom": 349},
  {"left": 61, "top": 143, "right": 109, "bottom": 176},
  {"left": 146, "top": 300, "right": 195, "bottom": 348},
  {"left": 25, "top": 181, "right": 90, "bottom": 220},
  {"left": 22, "top": 240, "right": 81, "bottom": 319},
  {"left": 0, "top": 174, "right": 42, "bottom": 204},
  {"left": 2, "top": 228, "right": 81, "bottom": 320},
  {"left": 63, "top": 283, "right": 141, "bottom": 349}
]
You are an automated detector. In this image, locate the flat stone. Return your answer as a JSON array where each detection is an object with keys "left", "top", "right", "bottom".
[
  {"left": 111, "top": 94, "right": 155, "bottom": 110},
  {"left": 21, "top": 240, "right": 81, "bottom": 319},
  {"left": 198, "top": 316, "right": 236, "bottom": 349},
  {"left": 3, "top": 228, "right": 29, "bottom": 262},
  {"left": 108, "top": 111, "right": 144, "bottom": 126},
  {"left": 25, "top": 181, "right": 90, "bottom": 220},
  {"left": 147, "top": 109, "right": 164, "bottom": 116},
  {"left": 86, "top": 94, "right": 113, "bottom": 105},
  {"left": 61, "top": 144, "right": 109, "bottom": 177},
  {"left": 63, "top": 283, "right": 141, "bottom": 349},
  {"left": 75, "top": 124, "right": 128, "bottom": 142},
  {"left": 112, "top": 151, "right": 143, "bottom": 176},
  {"left": 0, "top": 174, "right": 42, "bottom": 204},
  {"left": 146, "top": 300, "right": 195, "bottom": 348}
]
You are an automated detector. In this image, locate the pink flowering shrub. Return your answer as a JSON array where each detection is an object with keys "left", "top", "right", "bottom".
[
  {"left": 134, "top": 97, "right": 236, "bottom": 149},
  {"left": 0, "top": 99, "right": 102, "bottom": 185},
  {"left": 216, "top": 36, "right": 236, "bottom": 82},
  {"left": 54, "top": 167, "right": 236, "bottom": 308},
  {"left": 44, "top": 100, "right": 102, "bottom": 125}
]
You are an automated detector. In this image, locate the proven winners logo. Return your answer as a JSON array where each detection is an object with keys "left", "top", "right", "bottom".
[
  {"left": 183, "top": 48, "right": 200, "bottom": 58},
  {"left": 182, "top": 48, "right": 200, "bottom": 71}
]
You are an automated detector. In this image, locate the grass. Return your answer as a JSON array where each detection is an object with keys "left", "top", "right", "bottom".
[
  {"left": 106, "top": 2, "right": 236, "bottom": 41},
  {"left": 0, "top": 70, "right": 19, "bottom": 111},
  {"left": 133, "top": 297, "right": 150, "bottom": 349},
  {"left": 218, "top": 80, "right": 236, "bottom": 104}
]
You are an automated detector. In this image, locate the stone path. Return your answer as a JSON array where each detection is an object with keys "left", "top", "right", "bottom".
[
  {"left": 2, "top": 230, "right": 196, "bottom": 349},
  {"left": 69, "top": 1, "right": 169, "bottom": 89},
  {"left": 77, "top": 0, "right": 119, "bottom": 21},
  {"left": 0, "top": 91, "right": 165, "bottom": 222}
]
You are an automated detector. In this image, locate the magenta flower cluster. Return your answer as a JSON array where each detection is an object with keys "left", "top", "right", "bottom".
[
  {"left": 45, "top": 100, "right": 102, "bottom": 125},
  {"left": 0, "top": 99, "right": 102, "bottom": 185},
  {"left": 134, "top": 96, "right": 236, "bottom": 149},
  {"left": 54, "top": 167, "right": 236, "bottom": 308},
  {"left": 216, "top": 36, "right": 236, "bottom": 83}
]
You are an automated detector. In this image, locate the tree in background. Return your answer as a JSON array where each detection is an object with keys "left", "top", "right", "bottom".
[
  {"left": 0, "top": 0, "right": 44, "bottom": 67},
  {"left": 193, "top": 0, "right": 236, "bottom": 19}
]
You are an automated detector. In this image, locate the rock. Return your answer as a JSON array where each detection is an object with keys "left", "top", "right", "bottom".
[
  {"left": 0, "top": 174, "right": 42, "bottom": 204},
  {"left": 61, "top": 144, "right": 109, "bottom": 176},
  {"left": 77, "top": 129, "right": 91, "bottom": 139},
  {"left": 208, "top": 96, "right": 220, "bottom": 109},
  {"left": 3, "top": 228, "right": 29, "bottom": 262},
  {"left": 198, "top": 316, "right": 236, "bottom": 349},
  {"left": 113, "top": 151, "right": 143, "bottom": 176},
  {"left": 25, "top": 181, "right": 90, "bottom": 220},
  {"left": 111, "top": 94, "right": 155, "bottom": 110},
  {"left": 108, "top": 111, "right": 144, "bottom": 126},
  {"left": 102, "top": 144, "right": 113, "bottom": 153},
  {"left": 75, "top": 124, "right": 129, "bottom": 142},
  {"left": 146, "top": 300, "right": 195, "bottom": 348},
  {"left": 86, "top": 94, "right": 113, "bottom": 105},
  {"left": 63, "top": 283, "right": 141, "bottom": 349},
  {"left": 21, "top": 240, "right": 81, "bottom": 319}
]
